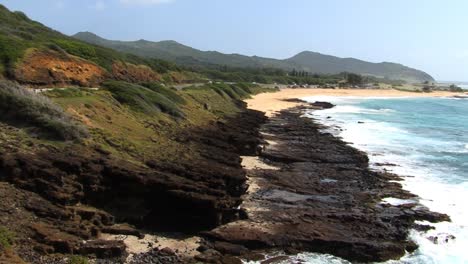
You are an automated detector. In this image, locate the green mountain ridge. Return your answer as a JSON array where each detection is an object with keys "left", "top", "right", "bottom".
[{"left": 74, "top": 31, "right": 435, "bottom": 83}]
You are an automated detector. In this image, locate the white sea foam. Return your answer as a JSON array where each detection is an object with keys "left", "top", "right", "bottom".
[
  {"left": 381, "top": 197, "right": 417, "bottom": 206},
  {"left": 246, "top": 97, "right": 468, "bottom": 264},
  {"left": 302, "top": 96, "right": 468, "bottom": 264}
]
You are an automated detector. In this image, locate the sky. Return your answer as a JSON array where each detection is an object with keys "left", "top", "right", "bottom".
[{"left": 1, "top": 0, "right": 467, "bottom": 81}]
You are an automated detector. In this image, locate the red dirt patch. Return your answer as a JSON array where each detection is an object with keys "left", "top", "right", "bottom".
[{"left": 14, "top": 49, "right": 106, "bottom": 87}]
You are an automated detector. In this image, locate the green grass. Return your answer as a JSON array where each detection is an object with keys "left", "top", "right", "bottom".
[
  {"left": 0, "top": 80, "right": 88, "bottom": 140},
  {"left": 43, "top": 88, "right": 85, "bottom": 98},
  {"left": 182, "top": 82, "right": 261, "bottom": 100},
  {"left": 102, "top": 80, "right": 184, "bottom": 118},
  {"left": 0, "top": 226, "right": 14, "bottom": 250},
  {"left": 0, "top": 4, "right": 180, "bottom": 76},
  {"left": 68, "top": 255, "right": 88, "bottom": 264},
  {"left": 140, "top": 82, "right": 186, "bottom": 104}
]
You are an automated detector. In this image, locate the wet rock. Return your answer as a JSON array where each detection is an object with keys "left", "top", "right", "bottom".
[
  {"left": 213, "top": 241, "right": 248, "bottom": 256},
  {"left": 413, "top": 224, "right": 435, "bottom": 232},
  {"left": 221, "top": 255, "right": 243, "bottom": 264},
  {"left": 310, "top": 101, "right": 335, "bottom": 109},
  {"left": 427, "top": 234, "right": 456, "bottom": 244},
  {"left": 261, "top": 256, "right": 290, "bottom": 264},
  {"left": 207, "top": 107, "right": 450, "bottom": 263}
]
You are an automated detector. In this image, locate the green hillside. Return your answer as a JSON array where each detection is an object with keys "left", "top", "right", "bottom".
[
  {"left": 0, "top": 4, "right": 182, "bottom": 83},
  {"left": 74, "top": 31, "right": 435, "bottom": 83},
  {"left": 286, "top": 51, "right": 434, "bottom": 83}
]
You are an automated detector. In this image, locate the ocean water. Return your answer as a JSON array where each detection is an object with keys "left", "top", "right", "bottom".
[
  {"left": 285, "top": 96, "right": 468, "bottom": 264},
  {"left": 244, "top": 96, "right": 468, "bottom": 264}
]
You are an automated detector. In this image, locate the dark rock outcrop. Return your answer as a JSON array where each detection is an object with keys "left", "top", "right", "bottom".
[
  {"left": 0, "top": 108, "right": 266, "bottom": 261},
  {"left": 205, "top": 106, "right": 450, "bottom": 262}
]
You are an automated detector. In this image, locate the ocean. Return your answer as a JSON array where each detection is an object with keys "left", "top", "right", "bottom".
[{"left": 279, "top": 96, "right": 468, "bottom": 264}]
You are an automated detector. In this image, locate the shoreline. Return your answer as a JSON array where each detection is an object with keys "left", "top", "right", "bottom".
[
  {"left": 217, "top": 91, "right": 453, "bottom": 262},
  {"left": 245, "top": 88, "right": 465, "bottom": 116}
]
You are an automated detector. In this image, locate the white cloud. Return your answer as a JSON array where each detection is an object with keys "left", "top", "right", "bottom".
[{"left": 119, "top": 0, "right": 175, "bottom": 6}]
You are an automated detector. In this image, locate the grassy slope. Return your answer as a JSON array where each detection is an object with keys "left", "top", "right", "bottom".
[
  {"left": 0, "top": 4, "right": 192, "bottom": 83},
  {"left": 41, "top": 82, "right": 276, "bottom": 165},
  {"left": 0, "top": 80, "right": 276, "bottom": 263}
]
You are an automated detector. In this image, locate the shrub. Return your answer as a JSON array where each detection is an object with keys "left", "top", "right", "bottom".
[
  {"left": 449, "top": 84, "right": 463, "bottom": 92},
  {"left": 0, "top": 81, "right": 88, "bottom": 140},
  {"left": 53, "top": 39, "right": 97, "bottom": 61},
  {"left": 0, "top": 226, "right": 14, "bottom": 250},
  {"left": 44, "top": 88, "right": 84, "bottom": 98},
  {"left": 140, "top": 82, "right": 186, "bottom": 104},
  {"left": 102, "top": 81, "right": 184, "bottom": 118},
  {"left": 68, "top": 256, "right": 88, "bottom": 264}
]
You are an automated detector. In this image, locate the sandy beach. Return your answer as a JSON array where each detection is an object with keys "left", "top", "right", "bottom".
[{"left": 246, "top": 88, "right": 464, "bottom": 117}]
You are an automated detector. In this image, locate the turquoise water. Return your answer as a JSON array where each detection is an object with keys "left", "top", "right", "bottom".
[{"left": 299, "top": 96, "right": 468, "bottom": 264}]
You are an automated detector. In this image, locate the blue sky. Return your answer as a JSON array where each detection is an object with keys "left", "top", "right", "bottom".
[{"left": 1, "top": 0, "right": 467, "bottom": 81}]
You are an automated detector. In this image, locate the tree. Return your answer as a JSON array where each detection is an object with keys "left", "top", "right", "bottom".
[
  {"left": 449, "top": 84, "right": 462, "bottom": 92},
  {"left": 291, "top": 69, "right": 297, "bottom": 77},
  {"left": 346, "top": 73, "right": 363, "bottom": 86}
]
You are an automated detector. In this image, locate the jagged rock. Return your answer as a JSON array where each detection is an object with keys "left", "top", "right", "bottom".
[
  {"left": 101, "top": 224, "right": 143, "bottom": 239},
  {"left": 213, "top": 241, "right": 248, "bottom": 256},
  {"left": 129, "top": 248, "right": 183, "bottom": 264},
  {"left": 0, "top": 108, "right": 267, "bottom": 262},
  {"left": 78, "top": 239, "right": 126, "bottom": 258},
  {"left": 206, "top": 108, "right": 450, "bottom": 263},
  {"left": 310, "top": 101, "right": 335, "bottom": 109}
]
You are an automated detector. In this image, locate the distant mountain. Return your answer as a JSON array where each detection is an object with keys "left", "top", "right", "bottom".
[
  {"left": 286, "top": 51, "right": 434, "bottom": 83},
  {"left": 73, "top": 32, "right": 434, "bottom": 83}
]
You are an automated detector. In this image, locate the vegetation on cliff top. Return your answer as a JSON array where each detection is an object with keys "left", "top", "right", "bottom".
[
  {"left": 0, "top": 4, "right": 180, "bottom": 79},
  {"left": 0, "top": 80, "right": 88, "bottom": 140},
  {"left": 102, "top": 81, "right": 185, "bottom": 118},
  {"left": 24, "top": 81, "right": 273, "bottom": 164}
]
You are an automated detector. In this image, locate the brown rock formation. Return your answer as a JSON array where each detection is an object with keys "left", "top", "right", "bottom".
[
  {"left": 0, "top": 108, "right": 266, "bottom": 262},
  {"left": 14, "top": 49, "right": 106, "bottom": 87}
]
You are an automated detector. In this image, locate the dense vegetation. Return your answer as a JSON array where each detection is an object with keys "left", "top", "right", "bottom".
[
  {"left": 140, "top": 82, "right": 186, "bottom": 104},
  {"left": 196, "top": 66, "right": 343, "bottom": 85},
  {"left": 102, "top": 81, "right": 185, "bottom": 118},
  {"left": 0, "top": 4, "right": 180, "bottom": 78},
  {"left": 0, "top": 80, "right": 88, "bottom": 140},
  {"left": 192, "top": 66, "right": 405, "bottom": 86},
  {"left": 74, "top": 31, "right": 435, "bottom": 83}
]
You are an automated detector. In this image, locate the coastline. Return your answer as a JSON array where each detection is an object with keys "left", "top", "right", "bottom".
[
  {"left": 216, "top": 91, "right": 453, "bottom": 262},
  {"left": 245, "top": 88, "right": 464, "bottom": 117}
]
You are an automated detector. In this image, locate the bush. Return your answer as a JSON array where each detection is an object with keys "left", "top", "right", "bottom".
[
  {"left": 0, "top": 226, "right": 14, "bottom": 250},
  {"left": 449, "top": 84, "right": 463, "bottom": 92},
  {"left": 140, "top": 82, "right": 186, "bottom": 104},
  {"left": 68, "top": 255, "right": 88, "bottom": 264},
  {"left": 102, "top": 81, "right": 184, "bottom": 118},
  {"left": 53, "top": 39, "right": 97, "bottom": 62},
  {"left": 43, "top": 88, "right": 84, "bottom": 98},
  {"left": 0, "top": 81, "right": 88, "bottom": 140}
]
